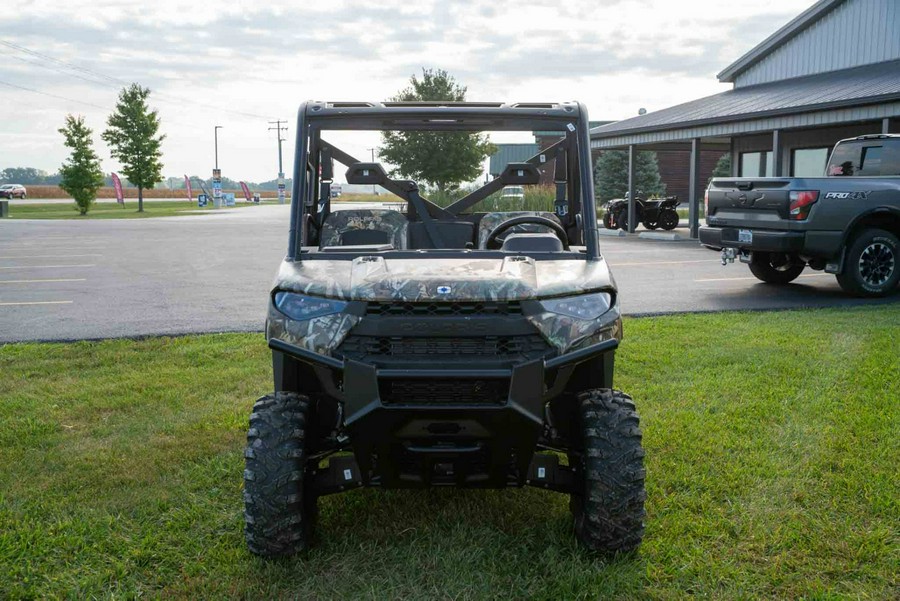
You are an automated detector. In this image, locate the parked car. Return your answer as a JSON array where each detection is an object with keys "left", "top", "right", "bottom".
[
  {"left": 500, "top": 185, "right": 525, "bottom": 200},
  {"left": 330, "top": 183, "right": 343, "bottom": 198},
  {"left": 701, "top": 134, "right": 900, "bottom": 296},
  {"left": 0, "top": 184, "right": 26, "bottom": 199}
]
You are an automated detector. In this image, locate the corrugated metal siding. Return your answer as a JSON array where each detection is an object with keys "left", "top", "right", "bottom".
[
  {"left": 735, "top": 0, "right": 900, "bottom": 88},
  {"left": 592, "top": 60, "right": 900, "bottom": 138},
  {"left": 591, "top": 100, "right": 900, "bottom": 148},
  {"left": 488, "top": 144, "right": 539, "bottom": 175}
]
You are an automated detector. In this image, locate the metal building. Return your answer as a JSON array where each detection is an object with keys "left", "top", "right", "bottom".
[{"left": 591, "top": 0, "right": 900, "bottom": 237}]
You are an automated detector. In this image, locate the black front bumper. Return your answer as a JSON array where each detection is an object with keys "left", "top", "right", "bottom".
[{"left": 269, "top": 336, "right": 617, "bottom": 490}]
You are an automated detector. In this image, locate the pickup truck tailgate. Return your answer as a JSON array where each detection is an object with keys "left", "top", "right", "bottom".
[{"left": 706, "top": 178, "right": 794, "bottom": 226}]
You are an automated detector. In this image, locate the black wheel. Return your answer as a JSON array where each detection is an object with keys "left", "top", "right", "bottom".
[
  {"left": 748, "top": 252, "right": 805, "bottom": 284},
  {"left": 570, "top": 389, "right": 646, "bottom": 554},
  {"left": 641, "top": 220, "right": 658, "bottom": 230},
  {"left": 602, "top": 212, "right": 614, "bottom": 229},
  {"left": 243, "top": 392, "right": 314, "bottom": 557},
  {"left": 836, "top": 228, "right": 900, "bottom": 297},
  {"left": 616, "top": 211, "right": 629, "bottom": 231},
  {"left": 658, "top": 210, "right": 679, "bottom": 230}
]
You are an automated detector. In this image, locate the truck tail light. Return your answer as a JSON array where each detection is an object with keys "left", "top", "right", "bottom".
[
  {"left": 789, "top": 190, "right": 819, "bottom": 220},
  {"left": 704, "top": 189, "right": 709, "bottom": 217}
]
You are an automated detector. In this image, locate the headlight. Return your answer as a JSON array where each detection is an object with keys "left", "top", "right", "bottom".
[
  {"left": 274, "top": 291, "right": 347, "bottom": 320},
  {"left": 540, "top": 291, "right": 613, "bottom": 320}
]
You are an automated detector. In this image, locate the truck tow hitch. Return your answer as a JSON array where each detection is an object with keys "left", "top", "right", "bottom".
[{"left": 720, "top": 247, "right": 737, "bottom": 266}]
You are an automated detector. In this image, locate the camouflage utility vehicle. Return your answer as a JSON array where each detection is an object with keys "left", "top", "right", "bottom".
[{"left": 244, "top": 101, "right": 645, "bottom": 556}]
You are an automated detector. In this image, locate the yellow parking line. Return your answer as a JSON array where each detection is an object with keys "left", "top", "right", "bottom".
[
  {"left": 0, "top": 300, "right": 74, "bottom": 306},
  {"left": 0, "top": 264, "right": 95, "bottom": 270},
  {"left": 695, "top": 273, "right": 833, "bottom": 282},
  {"left": 0, "top": 278, "right": 87, "bottom": 284}
]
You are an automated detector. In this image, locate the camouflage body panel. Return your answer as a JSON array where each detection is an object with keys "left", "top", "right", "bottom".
[
  {"left": 273, "top": 255, "right": 614, "bottom": 302},
  {"left": 527, "top": 310, "right": 622, "bottom": 354},
  {"left": 477, "top": 211, "right": 561, "bottom": 248},
  {"left": 320, "top": 209, "right": 408, "bottom": 249},
  {"left": 266, "top": 302, "right": 360, "bottom": 355}
]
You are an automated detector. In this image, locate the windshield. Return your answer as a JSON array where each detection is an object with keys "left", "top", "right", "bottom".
[{"left": 294, "top": 116, "right": 597, "bottom": 259}]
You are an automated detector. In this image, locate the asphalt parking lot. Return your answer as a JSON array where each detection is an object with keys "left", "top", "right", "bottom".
[{"left": 0, "top": 203, "right": 897, "bottom": 343}]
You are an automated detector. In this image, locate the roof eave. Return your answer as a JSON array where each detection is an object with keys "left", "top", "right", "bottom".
[{"left": 591, "top": 91, "right": 900, "bottom": 140}]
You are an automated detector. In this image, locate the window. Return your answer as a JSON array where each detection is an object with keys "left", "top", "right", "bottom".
[
  {"left": 740, "top": 151, "right": 773, "bottom": 177},
  {"left": 828, "top": 139, "right": 900, "bottom": 176},
  {"left": 790, "top": 147, "right": 830, "bottom": 177},
  {"left": 860, "top": 146, "right": 882, "bottom": 174}
]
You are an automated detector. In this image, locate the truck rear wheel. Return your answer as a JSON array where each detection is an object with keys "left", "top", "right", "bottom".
[
  {"left": 836, "top": 228, "right": 899, "bottom": 297},
  {"left": 243, "top": 392, "right": 314, "bottom": 557},
  {"left": 748, "top": 252, "right": 805, "bottom": 284},
  {"left": 570, "top": 389, "right": 646, "bottom": 554}
]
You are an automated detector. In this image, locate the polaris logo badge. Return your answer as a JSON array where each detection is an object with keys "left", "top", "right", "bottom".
[
  {"left": 436, "top": 285, "right": 452, "bottom": 294},
  {"left": 824, "top": 191, "right": 870, "bottom": 200}
]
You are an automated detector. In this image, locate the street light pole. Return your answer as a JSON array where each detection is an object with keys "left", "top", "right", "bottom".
[
  {"left": 214, "top": 125, "right": 223, "bottom": 170},
  {"left": 213, "top": 125, "right": 224, "bottom": 207}
]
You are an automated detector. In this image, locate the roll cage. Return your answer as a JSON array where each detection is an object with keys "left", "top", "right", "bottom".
[{"left": 288, "top": 101, "right": 601, "bottom": 260}]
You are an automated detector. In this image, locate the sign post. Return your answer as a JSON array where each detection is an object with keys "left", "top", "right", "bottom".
[{"left": 212, "top": 168, "right": 222, "bottom": 208}]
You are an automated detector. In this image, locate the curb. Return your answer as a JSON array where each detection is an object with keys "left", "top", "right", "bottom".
[
  {"left": 638, "top": 231, "right": 683, "bottom": 241},
  {"left": 598, "top": 228, "right": 626, "bottom": 237}
]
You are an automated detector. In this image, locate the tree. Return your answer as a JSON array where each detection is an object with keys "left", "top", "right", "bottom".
[
  {"left": 593, "top": 150, "right": 666, "bottom": 202},
  {"left": 102, "top": 83, "right": 164, "bottom": 212},
  {"left": 0, "top": 167, "right": 50, "bottom": 185},
  {"left": 711, "top": 153, "right": 732, "bottom": 178},
  {"left": 379, "top": 68, "right": 495, "bottom": 193},
  {"left": 58, "top": 115, "right": 105, "bottom": 215}
]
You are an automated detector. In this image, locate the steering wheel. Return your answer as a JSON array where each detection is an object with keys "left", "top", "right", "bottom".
[{"left": 484, "top": 215, "right": 570, "bottom": 250}]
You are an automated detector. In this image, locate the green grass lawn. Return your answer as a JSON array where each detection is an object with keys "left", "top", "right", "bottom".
[
  {"left": 1, "top": 307, "right": 897, "bottom": 599},
  {"left": 7, "top": 200, "right": 278, "bottom": 219}
]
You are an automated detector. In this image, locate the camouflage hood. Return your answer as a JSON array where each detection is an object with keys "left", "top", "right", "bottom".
[{"left": 273, "top": 256, "right": 615, "bottom": 301}]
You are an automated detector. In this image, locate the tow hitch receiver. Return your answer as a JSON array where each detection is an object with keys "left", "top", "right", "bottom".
[{"left": 721, "top": 247, "right": 737, "bottom": 265}]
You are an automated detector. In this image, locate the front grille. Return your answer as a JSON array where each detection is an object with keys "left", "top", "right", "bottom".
[
  {"left": 366, "top": 301, "right": 523, "bottom": 317},
  {"left": 336, "top": 334, "right": 548, "bottom": 362},
  {"left": 380, "top": 378, "right": 508, "bottom": 405}
]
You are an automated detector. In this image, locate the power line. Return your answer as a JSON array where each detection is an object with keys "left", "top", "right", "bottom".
[
  {"left": 0, "top": 40, "right": 124, "bottom": 85},
  {"left": 0, "top": 78, "right": 206, "bottom": 132},
  {"left": 0, "top": 79, "right": 110, "bottom": 111},
  {"left": 1, "top": 48, "right": 124, "bottom": 90},
  {"left": 0, "top": 39, "right": 278, "bottom": 121}
]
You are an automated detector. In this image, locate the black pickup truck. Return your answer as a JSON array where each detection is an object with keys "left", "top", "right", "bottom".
[{"left": 700, "top": 134, "right": 900, "bottom": 297}]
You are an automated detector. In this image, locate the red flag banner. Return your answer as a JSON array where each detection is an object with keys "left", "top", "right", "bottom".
[
  {"left": 184, "top": 175, "right": 193, "bottom": 201},
  {"left": 239, "top": 181, "right": 252, "bottom": 202},
  {"left": 111, "top": 173, "right": 124, "bottom": 205}
]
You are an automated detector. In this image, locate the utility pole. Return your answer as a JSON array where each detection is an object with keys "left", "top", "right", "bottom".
[{"left": 269, "top": 120, "right": 288, "bottom": 204}]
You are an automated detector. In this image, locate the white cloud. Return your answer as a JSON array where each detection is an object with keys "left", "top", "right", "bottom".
[{"left": 1, "top": 0, "right": 815, "bottom": 182}]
